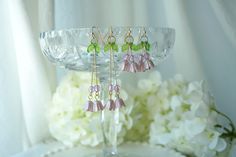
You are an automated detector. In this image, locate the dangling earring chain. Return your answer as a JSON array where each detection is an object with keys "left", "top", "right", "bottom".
[
  {"left": 107, "top": 28, "right": 116, "bottom": 111},
  {"left": 113, "top": 42, "right": 125, "bottom": 109},
  {"left": 104, "top": 28, "right": 125, "bottom": 111},
  {"left": 85, "top": 29, "right": 104, "bottom": 112},
  {"left": 93, "top": 39, "right": 104, "bottom": 111}
]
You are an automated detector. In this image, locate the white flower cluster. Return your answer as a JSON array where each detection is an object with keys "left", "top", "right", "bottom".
[
  {"left": 132, "top": 71, "right": 227, "bottom": 157},
  {"left": 48, "top": 70, "right": 230, "bottom": 157},
  {"left": 47, "top": 72, "right": 132, "bottom": 147}
]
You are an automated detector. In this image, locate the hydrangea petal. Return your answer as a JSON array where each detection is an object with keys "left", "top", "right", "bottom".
[
  {"left": 170, "top": 96, "right": 182, "bottom": 111},
  {"left": 215, "top": 138, "right": 227, "bottom": 152},
  {"left": 184, "top": 118, "right": 206, "bottom": 138}
]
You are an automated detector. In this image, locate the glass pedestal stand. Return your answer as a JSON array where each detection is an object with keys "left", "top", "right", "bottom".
[
  {"left": 40, "top": 27, "right": 175, "bottom": 157},
  {"left": 100, "top": 79, "right": 120, "bottom": 157},
  {"left": 101, "top": 109, "right": 120, "bottom": 157}
]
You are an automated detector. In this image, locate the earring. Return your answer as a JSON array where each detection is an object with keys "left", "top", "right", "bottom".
[
  {"left": 121, "top": 29, "right": 139, "bottom": 73},
  {"left": 85, "top": 29, "right": 104, "bottom": 112},
  {"left": 104, "top": 28, "right": 125, "bottom": 111},
  {"left": 137, "top": 29, "right": 154, "bottom": 72}
]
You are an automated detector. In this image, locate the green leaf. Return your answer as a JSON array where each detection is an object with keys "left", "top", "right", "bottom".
[
  {"left": 104, "top": 44, "right": 111, "bottom": 52},
  {"left": 141, "top": 41, "right": 145, "bottom": 48},
  {"left": 122, "top": 43, "right": 129, "bottom": 52},
  {"left": 145, "top": 42, "right": 151, "bottom": 51},
  {"left": 131, "top": 44, "right": 139, "bottom": 51},
  {"left": 137, "top": 43, "right": 143, "bottom": 50},
  {"left": 112, "top": 43, "right": 119, "bottom": 52},
  {"left": 87, "top": 44, "right": 95, "bottom": 52},
  {"left": 94, "top": 44, "right": 100, "bottom": 53}
]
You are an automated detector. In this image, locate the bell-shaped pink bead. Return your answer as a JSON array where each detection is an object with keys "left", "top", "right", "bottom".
[
  {"left": 122, "top": 59, "right": 130, "bottom": 72},
  {"left": 115, "top": 97, "right": 125, "bottom": 108},
  {"left": 143, "top": 52, "right": 150, "bottom": 59},
  {"left": 95, "top": 100, "right": 104, "bottom": 111},
  {"left": 85, "top": 100, "right": 94, "bottom": 112},
  {"left": 128, "top": 55, "right": 138, "bottom": 73},
  {"left": 146, "top": 59, "right": 155, "bottom": 70},
  {"left": 138, "top": 55, "right": 145, "bottom": 72},
  {"left": 142, "top": 52, "right": 155, "bottom": 71},
  {"left": 107, "top": 99, "right": 116, "bottom": 111},
  {"left": 129, "top": 62, "right": 138, "bottom": 73}
]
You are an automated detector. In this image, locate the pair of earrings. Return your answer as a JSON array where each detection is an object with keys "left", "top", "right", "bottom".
[
  {"left": 107, "top": 84, "right": 125, "bottom": 111},
  {"left": 122, "top": 29, "right": 154, "bottom": 73},
  {"left": 85, "top": 31, "right": 105, "bottom": 112},
  {"left": 85, "top": 28, "right": 125, "bottom": 112}
]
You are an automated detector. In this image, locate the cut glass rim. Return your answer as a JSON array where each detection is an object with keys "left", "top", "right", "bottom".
[
  {"left": 39, "top": 27, "right": 175, "bottom": 71},
  {"left": 40, "top": 26, "right": 175, "bottom": 34}
]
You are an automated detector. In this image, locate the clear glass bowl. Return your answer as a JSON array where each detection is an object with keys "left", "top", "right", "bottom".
[{"left": 39, "top": 27, "right": 175, "bottom": 73}]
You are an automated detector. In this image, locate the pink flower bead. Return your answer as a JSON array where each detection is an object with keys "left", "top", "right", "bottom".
[
  {"left": 94, "top": 85, "right": 100, "bottom": 92},
  {"left": 89, "top": 85, "right": 94, "bottom": 93},
  {"left": 109, "top": 84, "right": 113, "bottom": 92},
  {"left": 113, "top": 85, "right": 120, "bottom": 92}
]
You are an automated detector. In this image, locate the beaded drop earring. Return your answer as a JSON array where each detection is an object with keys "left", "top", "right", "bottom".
[
  {"left": 104, "top": 28, "right": 125, "bottom": 111},
  {"left": 85, "top": 29, "right": 104, "bottom": 112}
]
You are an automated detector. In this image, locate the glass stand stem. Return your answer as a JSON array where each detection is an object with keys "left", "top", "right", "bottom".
[{"left": 100, "top": 81, "right": 120, "bottom": 157}]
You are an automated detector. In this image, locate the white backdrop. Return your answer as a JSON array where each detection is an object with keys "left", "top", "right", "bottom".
[
  {"left": 0, "top": 0, "right": 56, "bottom": 157},
  {"left": 0, "top": 0, "right": 236, "bottom": 157}
]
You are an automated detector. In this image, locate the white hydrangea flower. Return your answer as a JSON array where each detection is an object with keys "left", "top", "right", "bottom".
[
  {"left": 148, "top": 74, "right": 228, "bottom": 157},
  {"left": 47, "top": 70, "right": 230, "bottom": 157}
]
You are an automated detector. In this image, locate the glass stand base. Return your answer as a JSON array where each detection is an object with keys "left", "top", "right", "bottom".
[
  {"left": 82, "top": 152, "right": 141, "bottom": 157},
  {"left": 82, "top": 153, "right": 128, "bottom": 157},
  {"left": 52, "top": 143, "right": 184, "bottom": 157}
]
